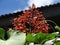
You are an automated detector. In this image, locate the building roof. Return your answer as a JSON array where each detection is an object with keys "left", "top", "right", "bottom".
[
  {"left": 0, "top": 3, "right": 60, "bottom": 28},
  {"left": 0, "top": 3, "right": 60, "bottom": 17}
]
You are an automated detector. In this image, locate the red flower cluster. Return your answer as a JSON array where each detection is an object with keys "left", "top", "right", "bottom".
[{"left": 13, "top": 4, "right": 49, "bottom": 33}]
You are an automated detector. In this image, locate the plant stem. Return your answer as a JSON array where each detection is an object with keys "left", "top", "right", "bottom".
[{"left": 46, "top": 20, "right": 58, "bottom": 26}]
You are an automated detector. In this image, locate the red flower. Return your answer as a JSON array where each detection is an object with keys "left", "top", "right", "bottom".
[{"left": 13, "top": 4, "right": 49, "bottom": 34}]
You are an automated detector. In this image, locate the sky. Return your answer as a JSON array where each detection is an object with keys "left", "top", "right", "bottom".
[{"left": 0, "top": 0, "right": 60, "bottom": 15}]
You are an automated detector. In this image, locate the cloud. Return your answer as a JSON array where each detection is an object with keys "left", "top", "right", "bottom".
[
  {"left": 24, "top": 0, "right": 60, "bottom": 10},
  {"left": 13, "top": 9, "right": 21, "bottom": 13},
  {"left": 28, "top": 0, "right": 56, "bottom": 7},
  {"left": 13, "top": 0, "right": 60, "bottom": 12}
]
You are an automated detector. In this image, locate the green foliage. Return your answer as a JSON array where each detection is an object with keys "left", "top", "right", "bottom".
[
  {"left": 55, "top": 26, "right": 60, "bottom": 31},
  {"left": 26, "top": 33, "right": 35, "bottom": 44},
  {"left": 0, "top": 27, "right": 60, "bottom": 45},
  {"left": 54, "top": 41, "right": 60, "bottom": 45},
  {"left": 34, "top": 32, "right": 46, "bottom": 44},
  {"left": 0, "top": 28, "right": 5, "bottom": 40},
  {"left": 26, "top": 32, "right": 58, "bottom": 45}
]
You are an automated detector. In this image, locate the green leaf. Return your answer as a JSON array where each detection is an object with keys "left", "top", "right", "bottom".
[
  {"left": 55, "top": 26, "right": 60, "bottom": 31},
  {"left": 26, "top": 32, "right": 58, "bottom": 45},
  {"left": 0, "top": 30, "right": 26, "bottom": 45},
  {"left": 55, "top": 41, "right": 60, "bottom": 45},
  {"left": 7, "top": 30, "right": 26, "bottom": 45},
  {"left": 40, "top": 39, "right": 48, "bottom": 45},
  {"left": 45, "top": 33, "right": 57, "bottom": 40},
  {"left": 26, "top": 33, "right": 35, "bottom": 43},
  {"left": 41, "top": 33, "right": 57, "bottom": 45},
  {"left": 0, "top": 28, "right": 5, "bottom": 40},
  {"left": 7, "top": 30, "right": 19, "bottom": 37},
  {"left": 34, "top": 32, "right": 57, "bottom": 44},
  {"left": 34, "top": 32, "right": 46, "bottom": 44}
]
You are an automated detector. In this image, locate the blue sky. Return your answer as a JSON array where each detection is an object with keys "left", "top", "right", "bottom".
[
  {"left": 0, "top": 0, "right": 60, "bottom": 15},
  {"left": 0, "top": 0, "right": 28, "bottom": 15}
]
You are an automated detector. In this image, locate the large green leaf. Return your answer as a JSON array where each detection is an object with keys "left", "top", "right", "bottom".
[
  {"left": 0, "top": 28, "right": 5, "bottom": 40},
  {"left": 34, "top": 32, "right": 46, "bottom": 44},
  {"left": 0, "top": 30, "right": 26, "bottom": 45}
]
